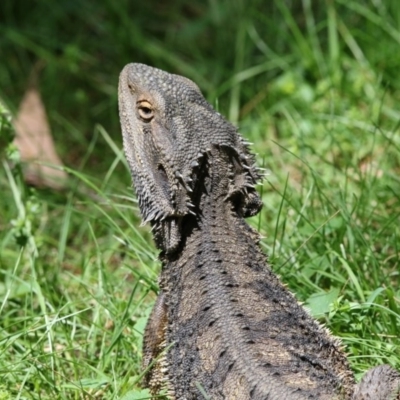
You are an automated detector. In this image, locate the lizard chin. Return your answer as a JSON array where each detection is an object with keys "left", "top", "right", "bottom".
[{"left": 140, "top": 161, "right": 195, "bottom": 256}]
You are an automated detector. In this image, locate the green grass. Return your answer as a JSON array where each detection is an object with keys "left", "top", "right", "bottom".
[{"left": 1, "top": 1, "right": 400, "bottom": 398}]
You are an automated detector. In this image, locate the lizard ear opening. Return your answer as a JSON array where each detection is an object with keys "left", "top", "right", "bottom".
[{"left": 219, "top": 144, "right": 263, "bottom": 218}]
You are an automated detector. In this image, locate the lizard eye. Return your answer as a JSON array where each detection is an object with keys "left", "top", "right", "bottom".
[{"left": 137, "top": 101, "right": 154, "bottom": 121}]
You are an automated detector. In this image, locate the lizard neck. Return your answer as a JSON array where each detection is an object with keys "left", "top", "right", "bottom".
[{"left": 161, "top": 143, "right": 260, "bottom": 264}]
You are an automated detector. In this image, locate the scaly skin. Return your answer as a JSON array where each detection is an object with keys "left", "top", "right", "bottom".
[{"left": 118, "top": 63, "right": 400, "bottom": 399}]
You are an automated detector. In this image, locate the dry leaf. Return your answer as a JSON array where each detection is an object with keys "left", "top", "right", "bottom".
[
  {"left": 358, "top": 154, "right": 383, "bottom": 179},
  {"left": 13, "top": 87, "right": 68, "bottom": 189}
]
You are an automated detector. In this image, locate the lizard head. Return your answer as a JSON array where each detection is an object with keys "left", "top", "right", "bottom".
[{"left": 119, "top": 63, "right": 262, "bottom": 255}]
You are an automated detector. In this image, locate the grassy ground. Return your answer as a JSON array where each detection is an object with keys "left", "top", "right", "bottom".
[{"left": 1, "top": 1, "right": 400, "bottom": 399}]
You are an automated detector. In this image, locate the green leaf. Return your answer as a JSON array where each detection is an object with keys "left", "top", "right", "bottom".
[
  {"left": 306, "top": 288, "right": 340, "bottom": 317},
  {"left": 120, "top": 389, "right": 152, "bottom": 400}
]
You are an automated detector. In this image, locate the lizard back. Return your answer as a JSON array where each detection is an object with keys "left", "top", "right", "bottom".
[{"left": 158, "top": 145, "right": 354, "bottom": 399}]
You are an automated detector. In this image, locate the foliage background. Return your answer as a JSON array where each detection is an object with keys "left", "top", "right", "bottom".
[{"left": 0, "top": 1, "right": 399, "bottom": 399}]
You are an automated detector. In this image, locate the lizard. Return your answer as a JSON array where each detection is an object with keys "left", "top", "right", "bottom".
[{"left": 118, "top": 63, "right": 400, "bottom": 400}]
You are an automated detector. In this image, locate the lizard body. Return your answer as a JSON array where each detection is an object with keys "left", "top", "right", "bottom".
[{"left": 118, "top": 63, "right": 400, "bottom": 400}]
